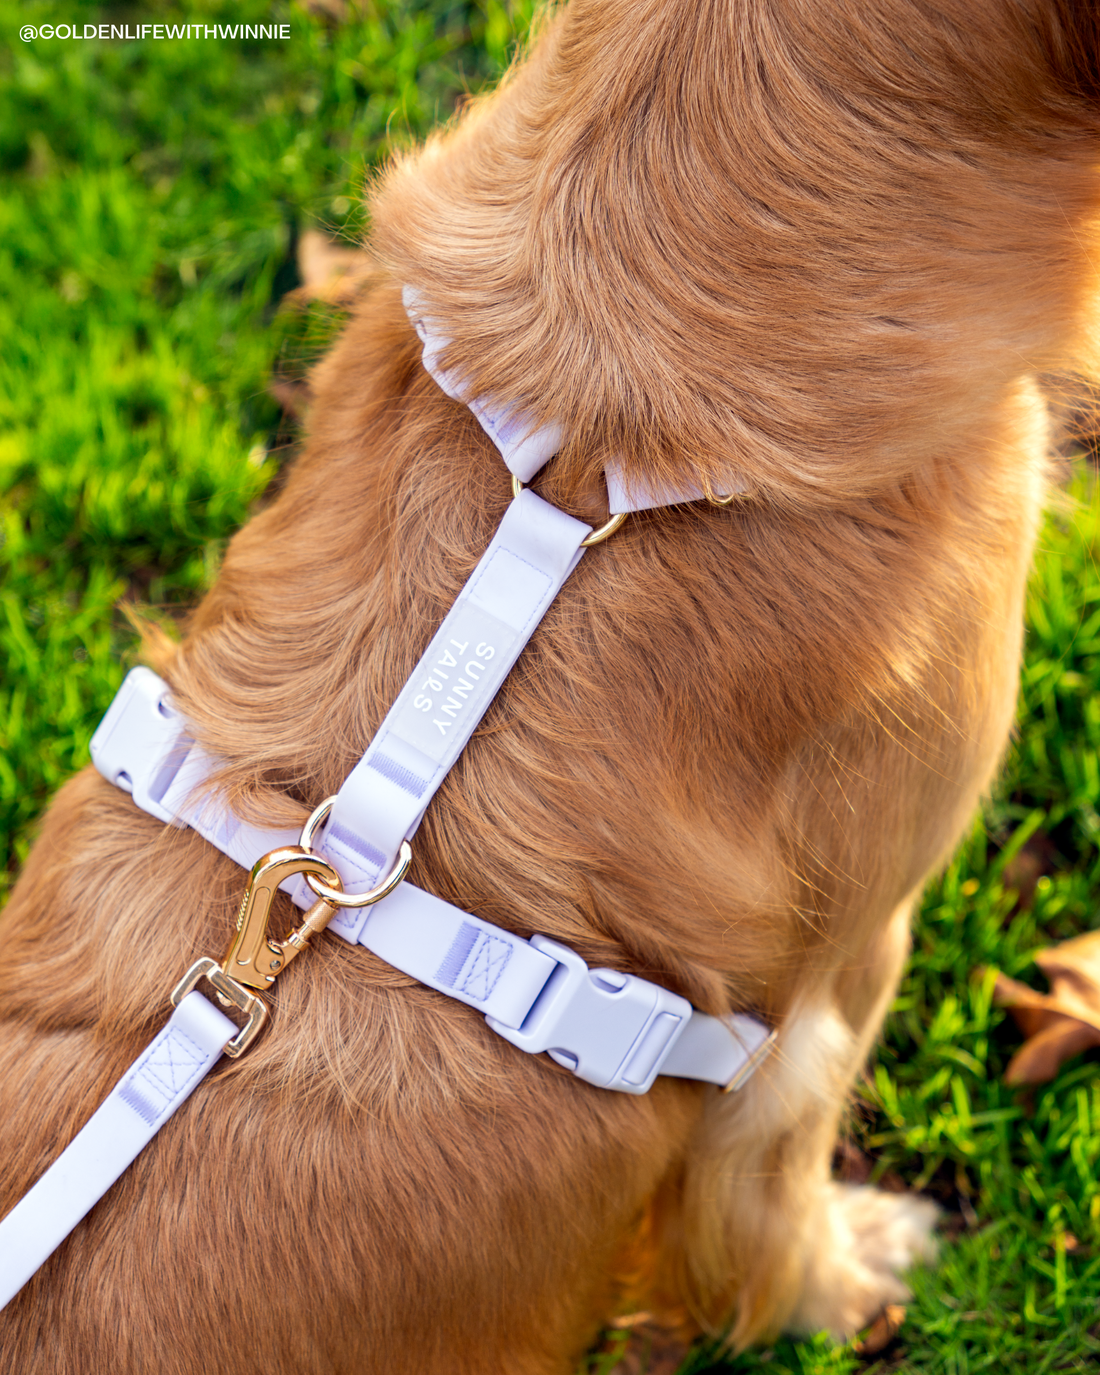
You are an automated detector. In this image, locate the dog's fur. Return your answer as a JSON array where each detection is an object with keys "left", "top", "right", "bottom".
[{"left": 3, "top": 2, "right": 1100, "bottom": 1371}]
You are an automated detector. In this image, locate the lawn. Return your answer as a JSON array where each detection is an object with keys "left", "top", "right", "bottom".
[{"left": 2, "top": 3, "right": 1099, "bottom": 1371}]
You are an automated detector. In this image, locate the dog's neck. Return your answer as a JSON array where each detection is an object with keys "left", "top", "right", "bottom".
[
  {"left": 403, "top": 286, "right": 746, "bottom": 513},
  {"left": 370, "top": 0, "right": 1100, "bottom": 510}
]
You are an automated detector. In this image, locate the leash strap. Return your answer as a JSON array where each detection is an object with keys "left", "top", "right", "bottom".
[{"left": 0, "top": 992, "right": 235, "bottom": 1309}]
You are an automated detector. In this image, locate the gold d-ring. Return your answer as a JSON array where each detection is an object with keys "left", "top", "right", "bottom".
[
  {"left": 298, "top": 796, "right": 412, "bottom": 907},
  {"left": 700, "top": 474, "right": 741, "bottom": 508},
  {"left": 510, "top": 475, "right": 627, "bottom": 547}
]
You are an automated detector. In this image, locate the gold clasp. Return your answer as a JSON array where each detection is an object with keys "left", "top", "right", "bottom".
[
  {"left": 222, "top": 847, "right": 345, "bottom": 991},
  {"left": 171, "top": 809, "right": 414, "bottom": 1058},
  {"left": 223, "top": 810, "right": 412, "bottom": 990},
  {"left": 169, "top": 849, "right": 342, "bottom": 1058}
]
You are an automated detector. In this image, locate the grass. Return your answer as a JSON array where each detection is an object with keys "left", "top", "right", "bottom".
[
  {"left": 2, "top": 4, "right": 1100, "bottom": 1371},
  {"left": 0, "top": 0, "right": 534, "bottom": 879}
]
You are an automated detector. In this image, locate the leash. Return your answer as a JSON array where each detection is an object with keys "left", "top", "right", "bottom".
[{"left": 0, "top": 294, "right": 772, "bottom": 1309}]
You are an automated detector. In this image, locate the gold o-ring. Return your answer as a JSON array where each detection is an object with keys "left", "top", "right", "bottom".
[{"left": 298, "top": 796, "right": 412, "bottom": 908}]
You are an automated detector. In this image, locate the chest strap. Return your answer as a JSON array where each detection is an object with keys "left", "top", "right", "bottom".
[{"left": 91, "top": 663, "right": 773, "bottom": 1096}]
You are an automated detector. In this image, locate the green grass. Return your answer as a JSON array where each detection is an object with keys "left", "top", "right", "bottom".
[
  {"left": 0, "top": 0, "right": 533, "bottom": 880},
  {"left": 2, "top": 5, "right": 1100, "bottom": 1371}
]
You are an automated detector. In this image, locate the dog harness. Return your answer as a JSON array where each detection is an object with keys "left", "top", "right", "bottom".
[{"left": 0, "top": 292, "right": 771, "bottom": 1308}]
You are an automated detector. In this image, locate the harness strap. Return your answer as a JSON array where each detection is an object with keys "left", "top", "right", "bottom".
[
  {"left": 91, "top": 664, "right": 774, "bottom": 1094},
  {"left": 323, "top": 488, "right": 590, "bottom": 928},
  {"left": 87, "top": 392, "right": 774, "bottom": 1097},
  {"left": 89, "top": 488, "right": 592, "bottom": 934},
  {"left": 0, "top": 992, "right": 235, "bottom": 1309}
]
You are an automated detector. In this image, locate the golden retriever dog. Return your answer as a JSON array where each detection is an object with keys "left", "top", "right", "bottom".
[{"left": 2, "top": 1, "right": 1099, "bottom": 1370}]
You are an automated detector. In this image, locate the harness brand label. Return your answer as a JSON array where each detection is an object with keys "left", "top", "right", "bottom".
[{"left": 384, "top": 600, "right": 518, "bottom": 764}]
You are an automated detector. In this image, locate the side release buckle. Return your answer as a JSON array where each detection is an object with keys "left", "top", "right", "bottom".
[
  {"left": 89, "top": 666, "right": 187, "bottom": 825},
  {"left": 487, "top": 935, "right": 692, "bottom": 1094}
]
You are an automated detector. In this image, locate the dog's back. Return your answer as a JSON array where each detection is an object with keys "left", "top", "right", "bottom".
[{"left": 2, "top": 2, "right": 1099, "bottom": 1371}]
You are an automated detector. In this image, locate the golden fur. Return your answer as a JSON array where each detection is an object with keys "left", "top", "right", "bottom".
[{"left": 3, "top": 1, "right": 1100, "bottom": 1370}]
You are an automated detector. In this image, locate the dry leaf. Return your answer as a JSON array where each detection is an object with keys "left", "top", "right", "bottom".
[
  {"left": 268, "top": 378, "right": 312, "bottom": 419},
  {"left": 590, "top": 1313, "right": 693, "bottom": 1375},
  {"left": 853, "top": 1303, "right": 906, "bottom": 1356},
  {"left": 833, "top": 1138, "right": 873, "bottom": 1185},
  {"left": 990, "top": 929, "right": 1100, "bottom": 1085},
  {"left": 1001, "top": 831, "right": 1058, "bottom": 908},
  {"left": 287, "top": 228, "right": 372, "bottom": 307}
]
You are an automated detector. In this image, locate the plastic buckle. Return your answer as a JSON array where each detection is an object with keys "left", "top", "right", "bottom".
[
  {"left": 89, "top": 667, "right": 191, "bottom": 826},
  {"left": 486, "top": 935, "right": 692, "bottom": 1094},
  {"left": 91, "top": 668, "right": 312, "bottom": 900}
]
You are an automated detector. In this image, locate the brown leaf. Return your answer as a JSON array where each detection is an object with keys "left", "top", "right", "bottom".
[
  {"left": 298, "top": 0, "right": 348, "bottom": 20},
  {"left": 268, "top": 378, "right": 312, "bottom": 419},
  {"left": 853, "top": 1303, "right": 906, "bottom": 1356},
  {"left": 833, "top": 1138, "right": 873, "bottom": 1185},
  {"left": 1004, "top": 1018, "right": 1100, "bottom": 1086},
  {"left": 1036, "top": 929, "right": 1100, "bottom": 1020},
  {"left": 1001, "top": 830, "right": 1058, "bottom": 907},
  {"left": 287, "top": 228, "right": 372, "bottom": 306},
  {"left": 989, "top": 930, "right": 1100, "bottom": 1085}
]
